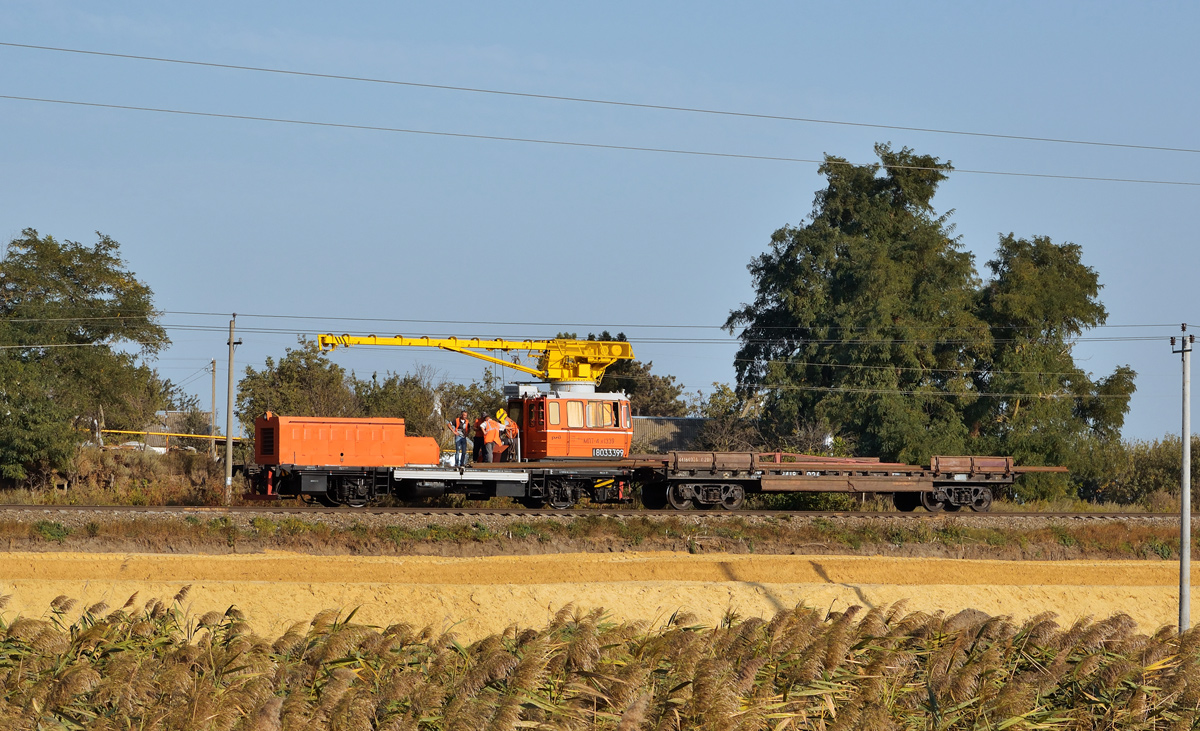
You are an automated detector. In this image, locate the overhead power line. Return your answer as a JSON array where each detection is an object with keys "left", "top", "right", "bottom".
[
  {"left": 3, "top": 94, "right": 1199, "bottom": 187},
  {"left": 754, "top": 384, "right": 1136, "bottom": 399},
  {"left": 5, "top": 310, "right": 1185, "bottom": 333},
  {"left": 3, "top": 40, "right": 1197, "bottom": 156},
  {"left": 2, "top": 319, "right": 1173, "bottom": 346}
]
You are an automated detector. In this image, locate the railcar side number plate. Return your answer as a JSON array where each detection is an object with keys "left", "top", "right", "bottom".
[{"left": 593, "top": 448, "right": 624, "bottom": 457}]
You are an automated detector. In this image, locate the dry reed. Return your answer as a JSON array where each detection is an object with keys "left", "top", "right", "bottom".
[{"left": 2, "top": 593, "right": 1200, "bottom": 729}]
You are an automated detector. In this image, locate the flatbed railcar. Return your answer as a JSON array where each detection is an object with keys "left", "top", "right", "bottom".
[{"left": 247, "top": 412, "right": 1047, "bottom": 512}]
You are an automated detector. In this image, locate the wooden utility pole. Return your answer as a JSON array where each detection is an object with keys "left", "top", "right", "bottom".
[
  {"left": 210, "top": 358, "right": 217, "bottom": 459},
  {"left": 224, "top": 315, "right": 240, "bottom": 505},
  {"left": 1174, "top": 324, "right": 1194, "bottom": 632}
]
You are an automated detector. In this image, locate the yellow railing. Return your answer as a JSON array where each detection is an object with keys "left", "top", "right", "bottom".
[{"left": 100, "top": 429, "right": 244, "bottom": 449}]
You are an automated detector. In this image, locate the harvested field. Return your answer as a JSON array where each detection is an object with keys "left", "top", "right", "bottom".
[{"left": 1, "top": 551, "right": 1194, "bottom": 639}]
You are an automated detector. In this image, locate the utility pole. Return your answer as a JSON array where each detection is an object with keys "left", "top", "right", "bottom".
[
  {"left": 224, "top": 315, "right": 241, "bottom": 505},
  {"left": 1173, "top": 324, "right": 1194, "bottom": 632},
  {"left": 210, "top": 358, "right": 217, "bottom": 459}
]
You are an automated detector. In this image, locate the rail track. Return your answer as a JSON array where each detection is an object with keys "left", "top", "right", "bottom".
[{"left": 0, "top": 504, "right": 1182, "bottom": 520}]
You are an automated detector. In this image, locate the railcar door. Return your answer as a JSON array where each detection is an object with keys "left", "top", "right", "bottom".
[{"left": 563, "top": 399, "right": 585, "bottom": 458}]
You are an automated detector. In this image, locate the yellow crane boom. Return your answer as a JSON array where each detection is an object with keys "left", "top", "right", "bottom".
[{"left": 317, "top": 334, "right": 634, "bottom": 384}]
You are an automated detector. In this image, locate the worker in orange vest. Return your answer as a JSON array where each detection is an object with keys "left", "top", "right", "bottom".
[
  {"left": 446, "top": 410, "right": 470, "bottom": 467},
  {"left": 498, "top": 408, "right": 519, "bottom": 462},
  {"left": 481, "top": 412, "right": 502, "bottom": 463}
]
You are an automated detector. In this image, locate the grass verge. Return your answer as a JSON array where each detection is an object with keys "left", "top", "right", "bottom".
[{"left": 0, "top": 513, "right": 1193, "bottom": 560}]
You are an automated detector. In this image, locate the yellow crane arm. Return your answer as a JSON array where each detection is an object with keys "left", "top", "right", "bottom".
[{"left": 316, "top": 334, "right": 634, "bottom": 383}]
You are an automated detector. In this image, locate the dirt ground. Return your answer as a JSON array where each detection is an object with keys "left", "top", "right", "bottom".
[{"left": 2, "top": 550, "right": 1193, "bottom": 640}]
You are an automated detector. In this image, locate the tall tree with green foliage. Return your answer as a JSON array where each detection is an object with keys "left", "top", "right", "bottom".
[
  {"left": 971, "top": 234, "right": 1136, "bottom": 499},
  {"left": 726, "top": 147, "right": 1136, "bottom": 499},
  {"left": 726, "top": 145, "right": 989, "bottom": 464},
  {"left": 0, "top": 229, "right": 170, "bottom": 481}
]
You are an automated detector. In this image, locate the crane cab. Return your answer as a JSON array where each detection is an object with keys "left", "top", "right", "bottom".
[{"left": 505, "top": 384, "right": 632, "bottom": 460}]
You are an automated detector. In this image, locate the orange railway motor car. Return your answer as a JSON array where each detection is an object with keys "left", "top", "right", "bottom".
[
  {"left": 504, "top": 384, "right": 631, "bottom": 460},
  {"left": 254, "top": 412, "right": 440, "bottom": 506},
  {"left": 245, "top": 334, "right": 1051, "bottom": 510}
]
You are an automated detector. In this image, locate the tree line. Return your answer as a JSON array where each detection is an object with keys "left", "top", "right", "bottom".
[{"left": 0, "top": 145, "right": 1178, "bottom": 505}]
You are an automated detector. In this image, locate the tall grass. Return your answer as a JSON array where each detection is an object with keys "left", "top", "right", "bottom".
[
  {"left": 0, "top": 448, "right": 230, "bottom": 506},
  {"left": 3, "top": 592, "right": 1200, "bottom": 729}
]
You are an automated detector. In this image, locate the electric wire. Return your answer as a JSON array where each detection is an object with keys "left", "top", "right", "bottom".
[
  {"left": 0, "top": 343, "right": 1138, "bottom": 398},
  {"left": 4, "top": 310, "right": 1186, "bottom": 333},
  {"left": 2, "top": 320, "right": 1174, "bottom": 347},
  {"left": 170, "top": 365, "right": 212, "bottom": 390},
  {"left": 2, "top": 94, "right": 1199, "bottom": 187},
  {"left": 3, "top": 40, "right": 1196, "bottom": 156}
]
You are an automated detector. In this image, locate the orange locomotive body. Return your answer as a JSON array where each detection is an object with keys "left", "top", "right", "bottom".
[
  {"left": 253, "top": 412, "right": 441, "bottom": 505},
  {"left": 255, "top": 412, "right": 440, "bottom": 467}
]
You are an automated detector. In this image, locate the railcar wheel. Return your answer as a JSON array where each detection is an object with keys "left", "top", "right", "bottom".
[
  {"left": 640, "top": 483, "right": 669, "bottom": 510},
  {"left": 546, "top": 480, "right": 578, "bottom": 509},
  {"left": 666, "top": 484, "right": 694, "bottom": 510},
  {"left": 920, "top": 492, "right": 945, "bottom": 513},
  {"left": 970, "top": 487, "right": 994, "bottom": 512},
  {"left": 892, "top": 492, "right": 920, "bottom": 512},
  {"left": 718, "top": 485, "right": 745, "bottom": 511}
]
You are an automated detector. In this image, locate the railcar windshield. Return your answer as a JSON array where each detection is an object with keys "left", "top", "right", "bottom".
[{"left": 587, "top": 401, "right": 617, "bottom": 428}]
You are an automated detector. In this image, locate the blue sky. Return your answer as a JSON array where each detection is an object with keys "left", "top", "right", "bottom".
[{"left": 2, "top": 2, "right": 1196, "bottom": 440}]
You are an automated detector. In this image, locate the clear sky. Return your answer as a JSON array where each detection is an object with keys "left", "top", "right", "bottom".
[{"left": 2, "top": 2, "right": 1196, "bottom": 441}]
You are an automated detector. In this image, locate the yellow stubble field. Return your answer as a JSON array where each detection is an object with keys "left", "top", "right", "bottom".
[{"left": 1, "top": 550, "right": 1194, "bottom": 637}]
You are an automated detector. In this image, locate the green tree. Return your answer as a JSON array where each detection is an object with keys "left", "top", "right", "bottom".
[
  {"left": 437, "top": 371, "right": 506, "bottom": 425},
  {"left": 587, "top": 331, "right": 688, "bottom": 416},
  {"left": 355, "top": 365, "right": 443, "bottom": 438},
  {"left": 971, "top": 234, "right": 1135, "bottom": 499},
  {"left": 236, "top": 338, "right": 358, "bottom": 432},
  {"left": 726, "top": 145, "right": 988, "bottom": 464},
  {"left": 688, "top": 383, "right": 762, "bottom": 451},
  {"left": 0, "top": 229, "right": 169, "bottom": 481}
]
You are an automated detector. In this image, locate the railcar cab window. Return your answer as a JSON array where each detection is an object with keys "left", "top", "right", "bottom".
[
  {"left": 587, "top": 401, "right": 617, "bottom": 428},
  {"left": 566, "top": 401, "right": 585, "bottom": 428},
  {"left": 548, "top": 401, "right": 560, "bottom": 425}
]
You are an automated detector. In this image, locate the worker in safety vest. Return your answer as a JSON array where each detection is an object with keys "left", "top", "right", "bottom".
[
  {"left": 481, "top": 413, "right": 502, "bottom": 463},
  {"left": 446, "top": 410, "right": 470, "bottom": 468},
  {"left": 497, "top": 408, "right": 519, "bottom": 462},
  {"left": 472, "top": 416, "right": 485, "bottom": 464}
]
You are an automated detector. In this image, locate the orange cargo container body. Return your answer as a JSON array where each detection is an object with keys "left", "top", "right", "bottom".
[{"left": 255, "top": 413, "right": 439, "bottom": 468}]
